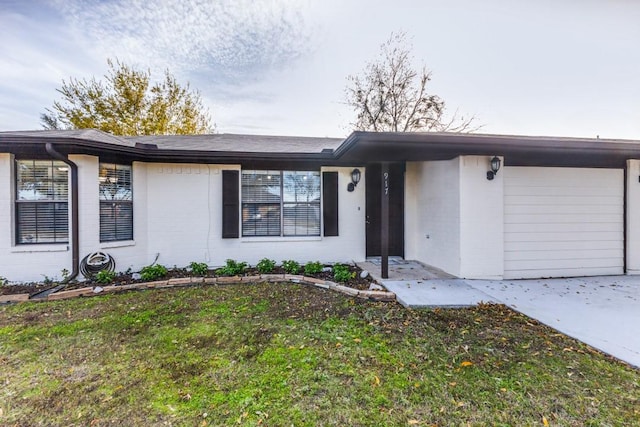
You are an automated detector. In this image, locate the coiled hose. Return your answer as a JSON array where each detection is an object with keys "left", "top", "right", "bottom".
[{"left": 80, "top": 252, "right": 116, "bottom": 279}]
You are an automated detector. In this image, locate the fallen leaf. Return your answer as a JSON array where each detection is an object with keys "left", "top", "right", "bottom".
[
  {"left": 408, "top": 420, "right": 420, "bottom": 425},
  {"left": 542, "top": 415, "right": 549, "bottom": 426},
  {"left": 460, "top": 361, "right": 474, "bottom": 367},
  {"left": 373, "top": 375, "right": 381, "bottom": 386}
]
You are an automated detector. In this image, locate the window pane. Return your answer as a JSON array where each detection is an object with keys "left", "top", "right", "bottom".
[
  {"left": 100, "top": 201, "right": 133, "bottom": 241},
  {"left": 242, "top": 203, "right": 281, "bottom": 236},
  {"left": 283, "top": 171, "right": 321, "bottom": 203},
  {"left": 241, "top": 170, "right": 281, "bottom": 203},
  {"left": 283, "top": 203, "right": 320, "bottom": 236},
  {"left": 99, "top": 163, "right": 133, "bottom": 242},
  {"left": 99, "top": 163, "right": 132, "bottom": 201},
  {"left": 16, "top": 160, "right": 67, "bottom": 201},
  {"left": 16, "top": 202, "right": 69, "bottom": 244}
]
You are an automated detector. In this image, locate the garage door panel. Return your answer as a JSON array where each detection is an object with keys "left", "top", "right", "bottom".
[
  {"left": 505, "top": 168, "right": 621, "bottom": 186},
  {"left": 505, "top": 213, "right": 621, "bottom": 224},
  {"left": 504, "top": 248, "right": 622, "bottom": 262},
  {"left": 506, "top": 222, "right": 621, "bottom": 233},
  {"left": 505, "top": 257, "right": 622, "bottom": 271},
  {"left": 505, "top": 195, "right": 621, "bottom": 206},
  {"left": 505, "top": 240, "right": 623, "bottom": 252},
  {"left": 504, "top": 185, "right": 620, "bottom": 197},
  {"left": 504, "top": 167, "right": 623, "bottom": 279},
  {"left": 505, "top": 231, "right": 621, "bottom": 243},
  {"left": 505, "top": 203, "right": 622, "bottom": 215}
]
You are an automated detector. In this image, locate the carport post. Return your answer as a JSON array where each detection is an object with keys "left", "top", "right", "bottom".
[{"left": 381, "top": 162, "right": 389, "bottom": 279}]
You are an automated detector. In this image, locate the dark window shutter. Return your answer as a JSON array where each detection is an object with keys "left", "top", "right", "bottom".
[
  {"left": 322, "top": 172, "right": 338, "bottom": 236},
  {"left": 222, "top": 170, "right": 239, "bottom": 238}
]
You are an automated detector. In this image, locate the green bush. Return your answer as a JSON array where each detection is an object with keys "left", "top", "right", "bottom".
[
  {"left": 95, "top": 270, "right": 117, "bottom": 284},
  {"left": 0, "top": 276, "right": 7, "bottom": 287},
  {"left": 216, "top": 259, "right": 248, "bottom": 276},
  {"left": 189, "top": 262, "right": 209, "bottom": 276},
  {"left": 140, "top": 264, "right": 168, "bottom": 281},
  {"left": 304, "top": 261, "right": 324, "bottom": 276},
  {"left": 333, "top": 264, "right": 356, "bottom": 283},
  {"left": 256, "top": 258, "right": 276, "bottom": 274},
  {"left": 281, "top": 260, "right": 300, "bottom": 275}
]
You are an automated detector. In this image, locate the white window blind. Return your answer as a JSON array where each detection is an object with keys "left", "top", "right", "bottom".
[
  {"left": 99, "top": 163, "right": 133, "bottom": 242},
  {"left": 15, "top": 160, "right": 69, "bottom": 244}
]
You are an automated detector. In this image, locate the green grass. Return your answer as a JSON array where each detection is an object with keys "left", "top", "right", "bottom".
[{"left": 0, "top": 283, "right": 638, "bottom": 426}]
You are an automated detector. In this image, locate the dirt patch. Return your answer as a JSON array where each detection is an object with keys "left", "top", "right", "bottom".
[
  {"left": 1, "top": 263, "right": 375, "bottom": 296},
  {"left": 0, "top": 283, "right": 57, "bottom": 297}
]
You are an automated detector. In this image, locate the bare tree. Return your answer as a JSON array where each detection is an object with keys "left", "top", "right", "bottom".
[{"left": 345, "top": 32, "right": 479, "bottom": 133}]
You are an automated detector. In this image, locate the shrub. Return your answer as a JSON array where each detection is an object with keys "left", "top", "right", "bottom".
[
  {"left": 304, "top": 261, "right": 324, "bottom": 276},
  {"left": 0, "top": 276, "right": 7, "bottom": 287},
  {"left": 189, "top": 262, "right": 209, "bottom": 276},
  {"left": 256, "top": 258, "right": 276, "bottom": 274},
  {"left": 333, "top": 264, "right": 356, "bottom": 283},
  {"left": 281, "top": 260, "right": 300, "bottom": 275},
  {"left": 216, "top": 259, "right": 248, "bottom": 276},
  {"left": 140, "top": 264, "right": 168, "bottom": 281},
  {"left": 95, "top": 270, "right": 117, "bottom": 284}
]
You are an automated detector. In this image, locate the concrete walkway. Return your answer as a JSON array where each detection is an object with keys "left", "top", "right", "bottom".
[{"left": 374, "top": 261, "right": 640, "bottom": 368}]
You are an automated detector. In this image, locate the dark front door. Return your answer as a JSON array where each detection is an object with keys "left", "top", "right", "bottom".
[{"left": 366, "top": 163, "right": 404, "bottom": 257}]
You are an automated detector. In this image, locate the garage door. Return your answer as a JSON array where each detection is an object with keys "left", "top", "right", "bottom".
[{"left": 504, "top": 167, "right": 623, "bottom": 279}]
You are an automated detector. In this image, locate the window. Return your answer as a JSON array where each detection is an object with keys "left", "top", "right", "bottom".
[
  {"left": 15, "top": 160, "right": 69, "bottom": 244},
  {"left": 99, "top": 163, "right": 133, "bottom": 242},
  {"left": 241, "top": 170, "right": 320, "bottom": 237}
]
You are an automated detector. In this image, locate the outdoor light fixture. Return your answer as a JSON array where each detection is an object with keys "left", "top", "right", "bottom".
[
  {"left": 347, "top": 168, "right": 361, "bottom": 192},
  {"left": 486, "top": 156, "right": 501, "bottom": 180}
]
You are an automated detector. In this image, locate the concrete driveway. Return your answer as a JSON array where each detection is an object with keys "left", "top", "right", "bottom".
[{"left": 382, "top": 271, "right": 640, "bottom": 368}]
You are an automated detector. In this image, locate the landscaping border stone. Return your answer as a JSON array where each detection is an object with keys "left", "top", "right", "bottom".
[{"left": 1, "top": 275, "right": 396, "bottom": 303}]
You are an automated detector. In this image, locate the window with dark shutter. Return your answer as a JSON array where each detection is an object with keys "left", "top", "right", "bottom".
[
  {"left": 222, "top": 170, "right": 240, "bottom": 238},
  {"left": 15, "top": 160, "right": 69, "bottom": 244},
  {"left": 241, "top": 170, "right": 321, "bottom": 237},
  {"left": 99, "top": 163, "right": 133, "bottom": 242},
  {"left": 322, "top": 172, "right": 339, "bottom": 236}
]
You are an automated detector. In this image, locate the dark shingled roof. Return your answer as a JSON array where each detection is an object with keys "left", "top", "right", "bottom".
[{"left": 122, "top": 133, "right": 344, "bottom": 153}]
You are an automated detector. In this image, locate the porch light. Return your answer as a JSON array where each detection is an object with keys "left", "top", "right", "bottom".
[
  {"left": 486, "top": 156, "right": 501, "bottom": 180},
  {"left": 348, "top": 168, "right": 361, "bottom": 192}
]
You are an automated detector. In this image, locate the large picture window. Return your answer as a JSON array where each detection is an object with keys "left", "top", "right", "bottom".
[
  {"left": 99, "top": 163, "right": 133, "bottom": 242},
  {"left": 15, "top": 160, "right": 69, "bottom": 244},
  {"left": 242, "top": 170, "right": 320, "bottom": 237}
]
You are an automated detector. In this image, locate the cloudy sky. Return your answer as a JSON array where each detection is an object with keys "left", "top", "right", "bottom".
[{"left": 1, "top": 0, "right": 639, "bottom": 139}]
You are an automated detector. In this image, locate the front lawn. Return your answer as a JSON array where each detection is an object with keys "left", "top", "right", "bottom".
[{"left": 0, "top": 283, "right": 638, "bottom": 426}]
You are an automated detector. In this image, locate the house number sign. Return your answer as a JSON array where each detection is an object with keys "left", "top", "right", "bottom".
[{"left": 383, "top": 172, "right": 389, "bottom": 195}]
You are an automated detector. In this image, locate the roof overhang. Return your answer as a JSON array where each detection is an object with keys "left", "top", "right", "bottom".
[{"left": 335, "top": 132, "right": 640, "bottom": 168}]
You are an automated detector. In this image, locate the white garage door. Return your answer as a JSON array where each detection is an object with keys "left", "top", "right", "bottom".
[{"left": 504, "top": 167, "right": 624, "bottom": 279}]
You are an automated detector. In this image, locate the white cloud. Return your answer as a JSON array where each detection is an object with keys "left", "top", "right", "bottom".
[{"left": 51, "top": 0, "right": 316, "bottom": 83}]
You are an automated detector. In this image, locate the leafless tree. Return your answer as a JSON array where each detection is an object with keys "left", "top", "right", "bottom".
[{"left": 345, "top": 32, "right": 480, "bottom": 133}]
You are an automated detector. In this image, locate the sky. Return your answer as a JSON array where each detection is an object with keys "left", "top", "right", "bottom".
[{"left": 0, "top": 0, "right": 639, "bottom": 139}]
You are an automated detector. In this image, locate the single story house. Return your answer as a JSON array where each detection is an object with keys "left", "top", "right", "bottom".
[{"left": 2, "top": 129, "right": 640, "bottom": 283}]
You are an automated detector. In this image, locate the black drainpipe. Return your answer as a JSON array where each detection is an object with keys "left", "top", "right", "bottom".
[{"left": 45, "top": 143, "right": 79, "bottom": 282}]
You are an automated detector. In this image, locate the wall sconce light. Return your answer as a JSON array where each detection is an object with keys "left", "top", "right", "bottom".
[
  {"left": 347, "top": 168, "right": 361, "bottom": 192},
  {"left": 486, "top": 156, "right": 501, "bottom": 180}
]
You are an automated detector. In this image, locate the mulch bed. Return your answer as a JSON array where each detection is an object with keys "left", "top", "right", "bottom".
[{"left": 1, "top": 264, "right": 376, "bottom": 296}]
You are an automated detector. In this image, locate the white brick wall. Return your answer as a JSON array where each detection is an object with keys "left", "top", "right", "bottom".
[
  {"left": 405, "top": 156, "right": 504, "bottom": 279},
  {"left": 0, "top": 155, "right": 366, "bottom": 282},
  {"left": 405, "top": 158, "right": 462, "bottom": 276}
]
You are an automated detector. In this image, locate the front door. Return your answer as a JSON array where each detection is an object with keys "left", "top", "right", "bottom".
[{"left": 365, "top": 163, "right": 405, "bottom": 257}]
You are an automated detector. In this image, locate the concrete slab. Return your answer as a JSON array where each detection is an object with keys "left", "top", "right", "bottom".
[
  {"left": 383, "top": 279, "right": 497, "bottom": 308},
  {"left": 466, "top": 276, "right": 640, "bottom": 368}
]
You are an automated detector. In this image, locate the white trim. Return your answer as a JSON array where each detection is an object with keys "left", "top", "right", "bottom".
[
  {"left": 11, "top": 244, "right": 69, "bottom": 253},
  {"left": 101, "top": 240, "right": 136, "bottom": 249},
  {"left": 241, "top": 236, "right": 322, "bottom": 243}
]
